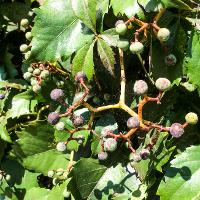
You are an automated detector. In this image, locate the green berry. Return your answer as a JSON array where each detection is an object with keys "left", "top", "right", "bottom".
[
  {"left": 92, "top": 96, "right": 101, "bottom": 105},
  {"left": 56, "top": 80, "right": 65, "bottom": 88},
  {"left": 185, "top": 112, "right": 198, "bottom": 125},
  {"left": 157, "top": 28, "right": 170, "bottom": 42},
  {"left": 5, "top": 174, "right": 11, "bottom": 181},
  {"left": 170, "top": 123, "right": 184, "bottom": 138},
  {"left": 30, "top": 78, "right": 38, "bottom": 86},
  {"left": 165, "top": 54, "right": 177, "bottom": 66},
  {"left": 155, "top": 78, "right": 171, "bottom": 91},
  {"left": 24, "top": 51, "right": 31, "bottom": 60},
  {"left": 23, "top": 72, "right": 32, "bottom": 80},
  {"left": 63, "top": 189, "right": 71, "bottom": 198},
  {"left": 115, "top": 20, "right": 127, "bottom": 35},
  {"left": 62, "top": 171, "right": 68, "bottom": 179},
  {"left": 104, "top": 138, "right": 117, "bottom": 152},
  {"left": 130, "top": 42, "right": 144, "bottom": 54},
  {"left": 28, "top": 66, "right": 34, "bottom": 73},
  {"left": 56, "top": 168, "right": 64, "bottom": 176},
  {"left": 47, "top": 170, "right": 54, "bottom": 178},
  {"left": 20, "top": 18, "right": 29, "bottom": 28},
  {"left": 25, "top": 32, "right": 32, "bottom": 41},
  {"left": 32, "top": 84, "right": 41, "bottom": 93},
  {"left": 56, "top": 142, "right": 66, "bottom": 152},
  {"left": 20, "top": 44, "right": 28, "bottom": 53},
  {"left": 52, "top": 178, "right": 59, "bottom": 185},
  {"left": 33, "top": 68, "right": 41, "bottom": 76},
  {"left": 55, "top": 122, "right": 65, "bottom": 131},
  {"left": 134, "top": 80, "right": 148, "bottom": 96},
  {"left": 40, "top": 70, "right": 50, "bottom": 79},
  {"left": 117, "top": 38, "right": 129, "bottom": 50}
]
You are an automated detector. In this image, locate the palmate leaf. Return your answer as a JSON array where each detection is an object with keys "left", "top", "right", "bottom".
[
  {"left": 31, "top": 0, "right": 94, "bottom": 61},
  {"left": 157, "top": 145, "right": 200, "bottom": 200}
]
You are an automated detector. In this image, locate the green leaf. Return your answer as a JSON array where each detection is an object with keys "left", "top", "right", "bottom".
[
  {"left": 101, "top": 28, "right": 119, "bottom": 47},
  {"left": 97, "top": 38, "right": 116, "bottom": 76},
  {"left": 0, "top": 117, "right": 12, "bottom": 142},
  {"left": 157, "top": 145, "right": 200, "bottom": 200},
  {"left": 31, "top": 0, "right": 94, "bottom": 61},
  {"left": 24, "top": 187, "right": 50, "bottom": 200},
  {"left": 72, "top": 42, "right": 95, "bottom": 80},
  {"left": 71, "top": 0, "right": 96, "bottom": 33}
]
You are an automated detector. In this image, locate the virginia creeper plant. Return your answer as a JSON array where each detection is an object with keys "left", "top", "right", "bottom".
[{"left": 0, "top": 0, "right": 200, "bottom": 199}]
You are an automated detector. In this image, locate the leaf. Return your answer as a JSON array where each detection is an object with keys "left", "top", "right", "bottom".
[
  {"left": 24, "top": 187, "right": 50, "bottom": 200},
  {"left": 97, "top": 38, "right": 116, "bottom": 76},
  {"left": 31, "top": 0, "right": 94, "bottom": 61},
  {"left": 157, "top": 145, "right": 200, "bottom": 200},
  {"left": 0, "top": 117, "right": 12, "bottom": 142},
  {"left": 101, "top": 28, "right": 119, "bottom": 47},
  {"left": 72, "top": 42, "right": 95, "bottom": 80},
  {"left": 71, "top": 0, "right": 96, "bottom": 33}
]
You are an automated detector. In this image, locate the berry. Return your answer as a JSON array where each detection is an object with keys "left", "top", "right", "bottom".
[
  {"left": 92, "top": 96, "right": 101, "bottom": 105},
  {"left": 50, "top": 88, "right": 64, "bottom": 101},
  {"left": 130, "top": 42, "right": 144, "bottom": 54},
  {"left": 48, "top": 112, "right": 60, "bottom": 125},
  {"left": 25, "top": 31, "right": 32, "bottom": 41},
  {"left": 165, "top": 54, "right": 177, "bottom": 66},
  {"left": 56, "top": 142, "right": 66, "bottom": 152},
  {"left": 24, "top": 51, "right": 31, "bottom": 60},
  {"left": 5, "top": 174, "right": 11, "bottom": 181},
  {"left": 77, "top": 135, "right": 85, "bottom": 144},
  {"left": 139, "top": 149, "right": 150, "bottom": 160},
  {"left": 20, "top": 44, "right": 28, "bottom": 53},
  {"left": 28, "top": 66, "right": 34, "bottom": 73},
  {"left": 75, "top": 71, "right": 87, "bottom": 82},
  {"left": 23, "top": 72, "right": 32, "bottom": 80},
  {"left": 30, "top": 78, "right": 38, "bottom": 86},
  {"left": 170, "top": 123, "right": 184, "bottom": 138},
  {"left": 47, "top": 170, "right": 55, "bottom": 178},
  {"left": 52, "top": 178, "right": 59, "bottom": 185},
  {"left": 56, "top": 168, "right": 64, "bottom": 176},
  {"left": 157, "top": 28, "right": 170, "bottom": 42},
  {"left": 129, "top": 153, "right": 142, "bottom": 162},
  {"left": 101, "top": 126, "right": 112, "bottom": 137},
  {"left": 103, "top": 93, "right": 111, "bottom": 101},
  {"left": 32, "top": 84, "right": 41, "bottom": 93},
  {"left": 20, "top": 18, "right": 29, "bottom": 28},
  {"left": 185, "top": 112, "right": 198, "bottom": 125},
  {"left": 115, "top": 20, "right": 127, "bottom": 35},
  {"left": 33, "top": 68, "right": 41, "bottom": 76},
  {"left": 56, "top": 80, "right": 65, "bottom": 88},
  {"left": 127, "top": 116, "right": 140, "bottom": 129},
  {"left": 104, "top": 138, "right": 117, "bottom": 152},
  {"left": 98, "top": 151, "right": 108, "bottom": 160},
  {"left": 63, "top": 189, "right": 71, "bottom": 198},
  {"left": 133, "top": 80, "right": 148, "bottom": 96},
  {"left": 40, "top": 70, "right": 50, "bottom": 79},
  {"left": 117, "top": 38, "right": 129, "bottom": 50},
  {"left": 73, "top": 115, "right": 84, "bottom": 127},
  {"left": 0, "top": 93, "right": 6, "bottom": 100},
  {"left": 55, "top": 122, "right": 65, "bottom": 131},
  {"left": 155, "top": 78, "right": 171, "bottom": 91}
]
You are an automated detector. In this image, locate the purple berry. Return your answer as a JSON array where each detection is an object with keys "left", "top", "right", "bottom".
[
  {"left": 101, "top": 126, "right": 112, "bottom": 137},
  {"left": 50, "top": 89, "right": 64, "bottom": 101},
  {"left": 139, "top": 149, "right": 150, "bottom": 160},
  {"left": 133, "top": 80, "right": 148, "bottom": 96},
  {"left": 75, "top": 72, "right": 87, "bottom": 82},
  {"left": 170, "top": 123, "right": 184, "bottom": 138},
  {"left": 73, "top": 115, "right": 84, "bottom": 127},
  {"left": 104, "top": 138, "right": 117, "bottom": 152},
  {"left": 127, "top": 116, "right": 140, "bottom": 129},
  {"left": 0, "top": 94, "right": 5, "bottom": 100},
  {"left": 48, "top": 112, "right": 60, "bottom": 125},
  {"left": 98, "top": 151, "right": 108, "bottom": 160},
  {"left": 129, "top": 153, "right": 142, "bottom": 162}
]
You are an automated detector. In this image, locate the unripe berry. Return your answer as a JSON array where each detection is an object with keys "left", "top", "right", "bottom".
[
  {"left": 48, "top": 112, "right": 60, "bottom": 125},
  {"left": 165, "top": 54, "right": 177, "bottom": 66},
  {"left": 139, "top": 149, "right": 150, "bottom": 160},
  {"left": 52, "top": 178, "right": 59, "bottom": 185},
  {"left": 129, "top": 153, "right": 142, "bottom": 162},
  {"left": 55, "top": 122, "right": 65, "bottom": 131},
  {"left": 75, "top": 71, "right": 87, "bottom": 82},
  {"left": 32, "top": 84, "right": 41, "bottom": 93},
  {"left": 56, "top": 80, "right": 65, "bottom": 88},
  {"left": 98, "top": 151, "right": 108, "bottom": 160},
  {"left": 20, "top": 18, "right": 29, "bottom": 28},
  {"left": 130, "top": 42, "right": 144, "bottom": 54},
  {"left": 47, "top": 170, "right": 55, "bottom": 178},
  {"left": 28, "top": 66, "right": 34, "bottom": 73},
  {"left": 63, "top": 189, "right": 71, "bottom": 198},
  {"left": 23, "top": 72, "right": 32, "bottom": 80},
  {"left": 133, "top": 80, "right": 148, "bottom": 96},
  {"left": 185, "top": 112, "right": 198, "bottom": 125},
  {"left": 127, "top": 116, "right": 140, "bottom": 129},
  {"left": 5, "top": 174, "right": 11, "bottom": 181},
  {"left": 25, "top": 31, "right": 32, "bottom": 41},
  {"left": 155, "top": 78, "right": 171, "bottom": 91},
  {"left": 170, "top": 123, "right": 184, "bottom": 138},
  {"left": 40, "top": 70, "right": 50, "bottom": 79},
  {"left": 104, "top": 138, "right": 117, "bottom": 152},
  {"left": 92, "top": 96, "right": 101, "bottom": 105},
  {"left": 20, "top": 44, "right": 29, "bottom": 53},
  {"left": 0, "top": 93, "right": 6, "bottom": 100},
  {"left": 101, "top": 126, "right": 112, "bottom": 137},
  {"left": 30, "top": 78, "right": 38, "bottom": 86},
  {"left": 157, "top": 28, "right": 170, "bottom": 42},
  {"left": 73, "top": 115, "right": 84, "bottom": 127},
  {"left": 50, "top": 88, "right": 64, "bottom": 101},
  {"left": 24, "top": 51, "right": 31, "bottom": 60},
  {"left": 56, "top": 168, "right": 64, "bottom": 176},
  {"left": 33, "top": 68, "right": 41, "bottom": 76},
  {"left": 117, "top": 38, "right": 129, "bottom": 50},
  {"left": 115, "top": 20, "right": 127, "bottom": 35},
  {"left": 56, "top": 142, "right": 66, "bottom": 152}
]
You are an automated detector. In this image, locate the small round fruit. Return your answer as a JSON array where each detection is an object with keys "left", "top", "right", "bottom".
[
  {"left": 28, "top": 66, "right": 34, "bottom": 73},
  {"left": 133, "top": 80, "right": 148, "bottom": 96},
  {"left": 40, "top": 70, "right": 50, "bottom": 79},
  {"left": 127, "top": 116, "right": 140, "bottom": 129},
  {"left": 157, "top": 28, "right": 170, "bottom": 42},
  {"left": 52, "top": 178, "right": 59, "bottom": 185},
  {"left": 139, "top": 149, "right": 150, "bottom": 160},
  {"left": 48, "top": 112, "right": 60, "bottom": 125},
  {"left": 98, "top": 151, "right": 108, "bottom": 161},
  {"left": 185, "top": 112, "right": 198, "bottom": 125},
  {"left": 25, "top": 31, "right": 32, "bottom": 41},
  {"left": 32, "top": 84, "right": 41, "bottom": 93},
  {"left": 103, "top": 93, "right": 111, "bottom": 101},
  {"left": 0, "top": 94, "right": 5, "bottom": 100},
  {"left": 104, "top": 138, "right": 117, "bottom": 152},
  {"left": 170, "top": 123, "right": 184, "bottom": 138},
  {"left": 117, "top": 38, "right": 129, "bottom": 50},
  {"left": 165, "top": 54, "right": 177, "bottom": 66},
  {"left": 73, "top": 115, "right": 84, "bottom": 127},
  {"left": 101, "top": 126, "right": 112, "bottom": 137},
  {"left": 115, "top": 20, "right": 127, "bottom": 35},
  {"left": 23, "top": 72, "right": 32, "bottom": 80},
  {"left": 47, "top": 170, "right": 55, "bottom": 178},
  {"left": 63, "top": 189, "right": 71, "bottom": 198},
  {"left": 130, "top": 42, "right": 144, "bottom": 54},
  {"left": 56, "top": 80, "right": 65, "bottom": 88},
  {"left": 20, "top": 18, "right": 29, "bottom": 28},
  {"left": 129, "top": 153, "right": 142, "bottom": 163},
  {"left": 50, "top": 88, "right": 64, "bottom": 101},
  {"left": 24, "top": 51, "right": 31, "bottom": 60},
  {"left": 20, "top": 44, "right": 28, "bottom": 53},
  {"left": 75, "top": 71, "right": 87, "bottom": 82},
  {"left": 55, "top": 122, "right": 65, "bottom": 131},
  {"left": 5, "top": 174, "right": 11, "bottom": 181},
  {"left": 155, "top": 78, "right": 171, "bottom": 91},
  {"left": 56, "top": 142, "right": 66, "bottom": 152},
  {"left": 92, "top": 96, "right": 101, "bottom": 105},
  {"left": 30, "top": 78, "right": 37, "bottom": 86},
  {"left": 56, "top": 168, "right": 64, "bottom": 176},
  {"left": 33, "top": 68, "right": 41, "bottom": 76}
]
